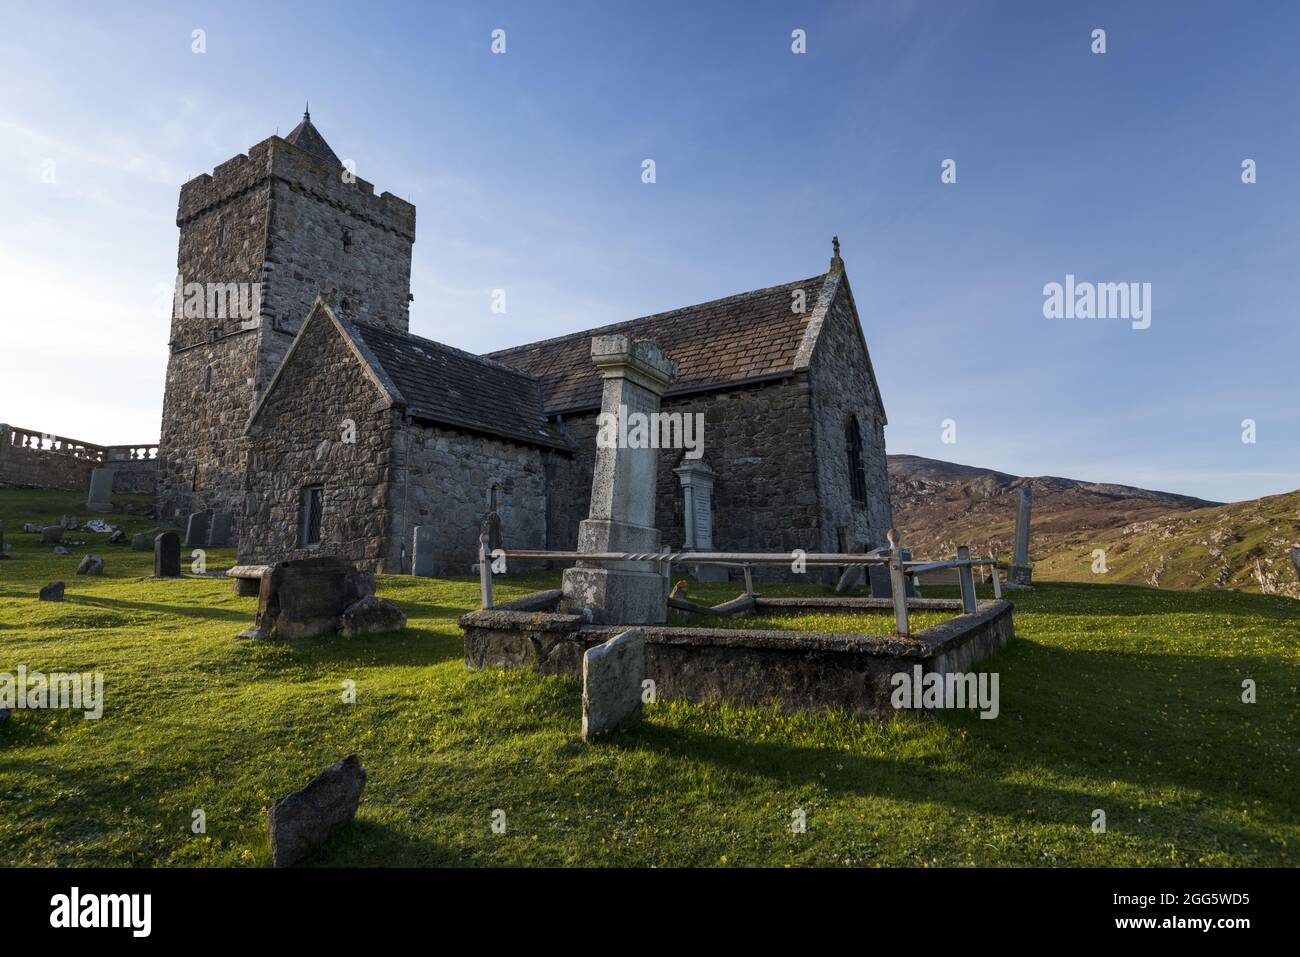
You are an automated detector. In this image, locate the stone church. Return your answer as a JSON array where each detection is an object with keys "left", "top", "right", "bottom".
[{"left": 157, "top": 113, "right": 893, "bottom": 575}]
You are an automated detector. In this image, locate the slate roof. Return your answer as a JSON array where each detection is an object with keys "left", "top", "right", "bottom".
[
  {"left": 488, "top": 275, "right": 829, "bottom": 413},
  {"left": 285, "top": 111, "right": 342, "bottom": 167},
  {"left": 354, "top": 323, "right": 571, "bottom": 450}
]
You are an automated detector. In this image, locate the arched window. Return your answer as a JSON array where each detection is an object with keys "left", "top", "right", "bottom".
[{"left": 846, "top": 414, "right": 867, "bottom": 504}]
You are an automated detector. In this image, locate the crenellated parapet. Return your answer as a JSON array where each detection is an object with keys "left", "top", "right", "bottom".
[{"left": 177, "top": 136, "right": 415, "bottom": 240}]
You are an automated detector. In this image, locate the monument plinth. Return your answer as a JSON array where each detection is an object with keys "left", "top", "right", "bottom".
[{"left": 562, "top": 335, "right": 678, "bottom": 624}]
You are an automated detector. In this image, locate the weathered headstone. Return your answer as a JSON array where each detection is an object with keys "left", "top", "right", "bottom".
[
  {"left": 60, "top": 514, "right": 77, "bottom": 530},
  {"left": 673, "top": 458, "right": 727, "bottom": 582},
  {"left": 76, "top": 554, "right": 104, "bottom": 576},
  {"left": 52, "top": 546, "right": 70, "bottom": 556},
  {"left": 267, "top": 754, "right": 366, "bottom": 868},
  {"left": 154, "top": 531, "right": 181, "bottom": 578},
  {"left": 1008, "top": 486, "right": 1033, "bottom": 585},
  {"left": 39, "top": 581, "right": 65, "bottom": 601},
  {"left": 582, "top": 627, "right": 646, "bottom": 741},
  {"left": 41, "top": 525, "right": 64, "bottom": 545},
  {"left": 108, "top": 528, "right": 126, "bottom": 545},
  {"left": 208, "top": 511, "right": 232, "bottom": 547},
  {"left": 184, "top": 510, "right": 211, "bottom": 548},
  {"left": 86, "top": 468, "right": 114, "bottom": 513},
  {"left": 412, "top": 525, "right": 436, "bottom": 577},
  {"left": 562, "top": 336, "right": 678, "bottom": 624},
  {"left": 868, "top": 547, "right": 918, "bottom": 598},
  {"left": 241, "top": 556, "right": 375, "bottom": 640},
  {"left": 338, "top": 596, "right": 407, "bottom": 637}
]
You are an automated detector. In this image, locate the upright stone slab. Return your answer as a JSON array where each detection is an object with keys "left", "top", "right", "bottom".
[
  {"left": 582, "top": 628, "right": 646, "bottom": 741},
  {"left": 1008, "top": 486, "right": 1033, "bottom": 585},
  {"left": 868, "top": 547, "right": 918, "bottom": 598},
  {"left": 674, "top": 458, "right": 727, "bottom": 582},
  {"left": 267, "top": 754, "right": 366, "bottom": 868},
  {"left": 86, "top": 468, "right": 114, "bottom": 513},
  {"left": 562, "top": 336, "right": 678, "bottom": 625},
  {"left": 41, "top": 525, "right": 64, "bottom": 545},
  {"left": 154, "top": 531, "right": 181, "bottom": 578},
  {"left": 1291, "top": 547, "right": 1300, "bottom": 582},
  {"left": 185, "top": 510, "right": 211, "bottom": 548},
  {"left": 412, "top": 525, "right": 436, "bottom": 577},
  {"left": 209, "top": 511, "right": 232, "bottom": 547}
]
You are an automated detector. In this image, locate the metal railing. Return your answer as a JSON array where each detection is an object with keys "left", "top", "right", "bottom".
[{"left": 475, "top": 534, "right": 1000, "bottom": 638}]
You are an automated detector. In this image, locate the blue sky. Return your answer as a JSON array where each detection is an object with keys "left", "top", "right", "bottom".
[{"left": 2, "top": 0, "right": 1296, "bottom": 502}]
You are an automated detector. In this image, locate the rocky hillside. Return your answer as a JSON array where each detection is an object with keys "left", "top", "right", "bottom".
[{"left": 887, "top": 455, "right": 1300, "bottom": 597}]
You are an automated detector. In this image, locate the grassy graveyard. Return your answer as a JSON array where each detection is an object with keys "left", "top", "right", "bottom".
[{"left": 0, "top": 489, "right": 1296, "bottom": 867}]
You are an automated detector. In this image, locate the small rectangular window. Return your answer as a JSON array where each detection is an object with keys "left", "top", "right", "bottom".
[{"left": 300, "top": 485, "right": 323, "bottom": 547}]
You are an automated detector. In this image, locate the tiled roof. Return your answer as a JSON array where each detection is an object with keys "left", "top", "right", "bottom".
[
  {"left": 285, "top": 113, "right": 341, "bottom": 167},
  {"left": 354, "top": 323, "right": 571, "bottom": 450},
  {"left": 488, "top": 275, "right": 828, "bottom": 412}
]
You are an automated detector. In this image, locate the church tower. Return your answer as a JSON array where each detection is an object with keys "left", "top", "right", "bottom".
[{"left": 156, "top": 111, "right": 416, "bottom": 532}]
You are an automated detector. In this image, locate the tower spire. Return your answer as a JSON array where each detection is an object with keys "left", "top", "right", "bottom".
[{"left": 304, "top": 101, "right": 310, "bottom": 121}]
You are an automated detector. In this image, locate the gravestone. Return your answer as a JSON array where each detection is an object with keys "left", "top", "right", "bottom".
[
  {"left": 60, "top": 514, "right": 77, "bottom": 530},
  {"left": 673, "top": 458, "right": 727, "bottom": 582},
  {"left": 241, "top": 556, "right": 375, "bottom": 640},
  {"left": 1008, "top": 486, "right": 1033, "bottom": 585},
  {"left": 1291, "top": 547, "right": 1300, "bottom": 582},
  {"left": 582, "top": 628, "right": 646, "bottom": 741},
  {"left": 86, "top": 468, "right": 114, "bottom": 513},
  {"left": 868, "top": 548, "right": 918, "bottom": 598},
  {"left": 267, "top": 754, "right": 366, "bottom": 868},
  {"left": 41, "top": 526, "right": 64, "bottom": 545},
  {"left": 338, "top": 596, "right": 407, "bottom": 637},
  {"left": 154, "top": 531, "right": 181, "bottom": 578},
  {"left": 39, "top": 581, "right": 65, "bottom": 601},
  {"left": 562, "top": 336, "right": 678, "bottom": 625},
  {"left": 184, "top": 510, "right": 211, "bottom": 548},
  {"left": 412, "top": 525, "right": 436, "bottom": 577},
  {"left": 76, "top": 554, "right": 104, "bottom": 576},
  {"left": 209, "top": 511, "right": 232, "bottom": 547},
  {"left": 130, "top": 532, "right": 152, "bottom": 551}
]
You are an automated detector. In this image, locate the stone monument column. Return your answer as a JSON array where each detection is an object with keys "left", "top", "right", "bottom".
[
  {"left": 673, "top": 458, "right": 727, "bottom": 582},
  {"left": 1008, "top": 485, "right": 1033, "bottom": 585},
  {"left": 562, "top": 335, "right": 677, "bottom": 624}
]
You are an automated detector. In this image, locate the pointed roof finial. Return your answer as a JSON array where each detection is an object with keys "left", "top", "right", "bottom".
[
  {"left": 830, "top": 235, "right": 844, "bottom": 273},
  {"left": 304, "top": 101, "right": 310, "bottom": 121}
]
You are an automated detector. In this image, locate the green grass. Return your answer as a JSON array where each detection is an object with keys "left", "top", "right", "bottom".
[{"left": 1, "top": 489, "right": 1297, "bottom": 867}]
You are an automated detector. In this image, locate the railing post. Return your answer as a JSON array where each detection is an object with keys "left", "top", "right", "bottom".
[
  {"left": 888, "top": 529, "right": 909, "bottom": 638},
  {"left": 957, "top": 545, "right": 977, "bottom": 613},
  {"left": 743, "top": 563, "right": 754, "bottom": 597},
  {"left": 478, "top": 532, "right": 493, "bottom": 609},
  {"left": 988, "top": 553, "right": 1003, "bottom": 600}
]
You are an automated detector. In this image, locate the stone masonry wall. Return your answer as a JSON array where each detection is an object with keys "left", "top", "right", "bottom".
[
  {"left": 548, "top": 377, "right": 823, "bottom": 579},
  {"left": 806, "top": 278, "right": 893, "bottom": 554},
  {"left": 160, "top": 134, "right": 415, "bottom": 537},
  {"left": 240, "top": 311, "right": 395, "bottom": 569},
  {"left": 157, "top": 164, "right": 271, "bottom": 525},
  {"left": 386, "top": 421, "right": 550, "bottom": 575}
]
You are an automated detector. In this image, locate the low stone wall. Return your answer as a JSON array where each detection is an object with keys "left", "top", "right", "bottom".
[
  {"left": 460, "top": 592, "right": 1015, "bottom": 718},
  {"left": 0, "top": 424, "right": 158, "bottom": 496}
]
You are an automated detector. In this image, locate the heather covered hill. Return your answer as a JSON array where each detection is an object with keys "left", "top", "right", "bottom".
[{"left": 887, "top": 455, "right": 1300, "bottom": 596}]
